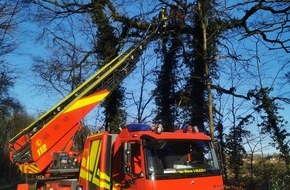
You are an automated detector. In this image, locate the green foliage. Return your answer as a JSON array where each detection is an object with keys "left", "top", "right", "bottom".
[
  {"left": 224, "top": 155, "right": 290, "bottom": 190},
  {"left": 249, "top": 87, "right": 290, "bottom": 172},
  {"left": 0, "top": 105, "right": 34, "bottom": 182},
  {"left": 154, "top": 37, "right": 180, "bottom": 131},
  {"left": 0, "top": 65, "right": 34, "bottom": 183},
  {"left": 102, "top": 88, "right": 127, "bottom": 132},
  {"left": 244, "top": 157, "right": 289, "bottom": 190},
  {"left": 225, "top": 115, "right": 251, "bottom": 181},
  {"left": 178, "top": 0, "right": 224, "bottom": 132},
  {"left": 90, "top": 1, "right": 127, "bottom": 132}
]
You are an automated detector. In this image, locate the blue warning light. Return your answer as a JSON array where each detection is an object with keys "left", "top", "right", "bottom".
[{"left": 127, "top": 124, "right": 151, "bottom": 132}]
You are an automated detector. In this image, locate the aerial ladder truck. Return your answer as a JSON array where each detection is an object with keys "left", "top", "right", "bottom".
[{"left": 9, "top": 22, "right": 224, "bottom": 190}]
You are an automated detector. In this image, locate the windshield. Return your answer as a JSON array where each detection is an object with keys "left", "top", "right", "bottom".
[{"left": 143, "top": 139, "right": 221, "bottom": 179}]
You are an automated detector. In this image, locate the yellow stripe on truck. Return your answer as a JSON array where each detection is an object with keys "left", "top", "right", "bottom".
[
  {"left": 64, "top": 90, "right": 109, "bottom": 113},
  {"left": 100, "top": 172, "right": 110, "bottom": 182},
  {"left": 100, "top": 171, "right": 111, "bottom": 189},
  {"left": 79, "top": 156, "right": 87, "bottom": 179},
  {"left": 80, "top": 138, "right": 112, "bottom": 189},
  {"left": 19, "top": 164, "right": 39, "bottom": 174}
]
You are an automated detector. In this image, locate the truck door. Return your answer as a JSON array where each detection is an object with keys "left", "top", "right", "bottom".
[{"left": 78, "top": 132, "right": 113, "bottom": 190}]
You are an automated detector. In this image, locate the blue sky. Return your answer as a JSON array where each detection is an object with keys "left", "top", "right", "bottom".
[{"left": 7, "top": 22, "right": 60, "bottom": 116}]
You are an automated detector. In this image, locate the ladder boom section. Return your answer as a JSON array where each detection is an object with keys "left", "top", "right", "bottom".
[{"left": 9, "top": 27, "right": 157, "bottom": 169}]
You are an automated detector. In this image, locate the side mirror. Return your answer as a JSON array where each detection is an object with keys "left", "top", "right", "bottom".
[
  {"left": 213, "top": 141, "right": 223, "bottom": 169},
  {"left": 122, "top": 142, "right": 132, "bottom": 174}
]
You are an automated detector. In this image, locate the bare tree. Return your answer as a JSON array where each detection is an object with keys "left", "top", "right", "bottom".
[
  {"left": 0, "top": 1, "right": 32, "bottom": 182},
  {"left": 223, "top": 0, "right": 289, "bottom": 53},
  {"left": 0, "top": 0, "right": 20, "bottom": 57},
  {"left": 126, "top": 53, "right": 156, "bottom": 123}
]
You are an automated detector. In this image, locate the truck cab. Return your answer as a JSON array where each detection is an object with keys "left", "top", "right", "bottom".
[{"left": 78, "top": 124, "right": 224, "bottom": 190}]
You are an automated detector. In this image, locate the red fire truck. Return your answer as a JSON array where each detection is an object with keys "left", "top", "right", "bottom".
[{"left": 8, "top": 24, "right": 224, "bottom": 190}]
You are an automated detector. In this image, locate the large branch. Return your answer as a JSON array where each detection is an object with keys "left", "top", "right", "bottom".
[
  {"left": 227, "top": 1, "right": 289, "bottom": 53},
  {"left": 211, "top": 84, "right": 250, "bottom": 100},
  {"left": 212, "top": 84, "right": 290, "bottom": 105}
]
